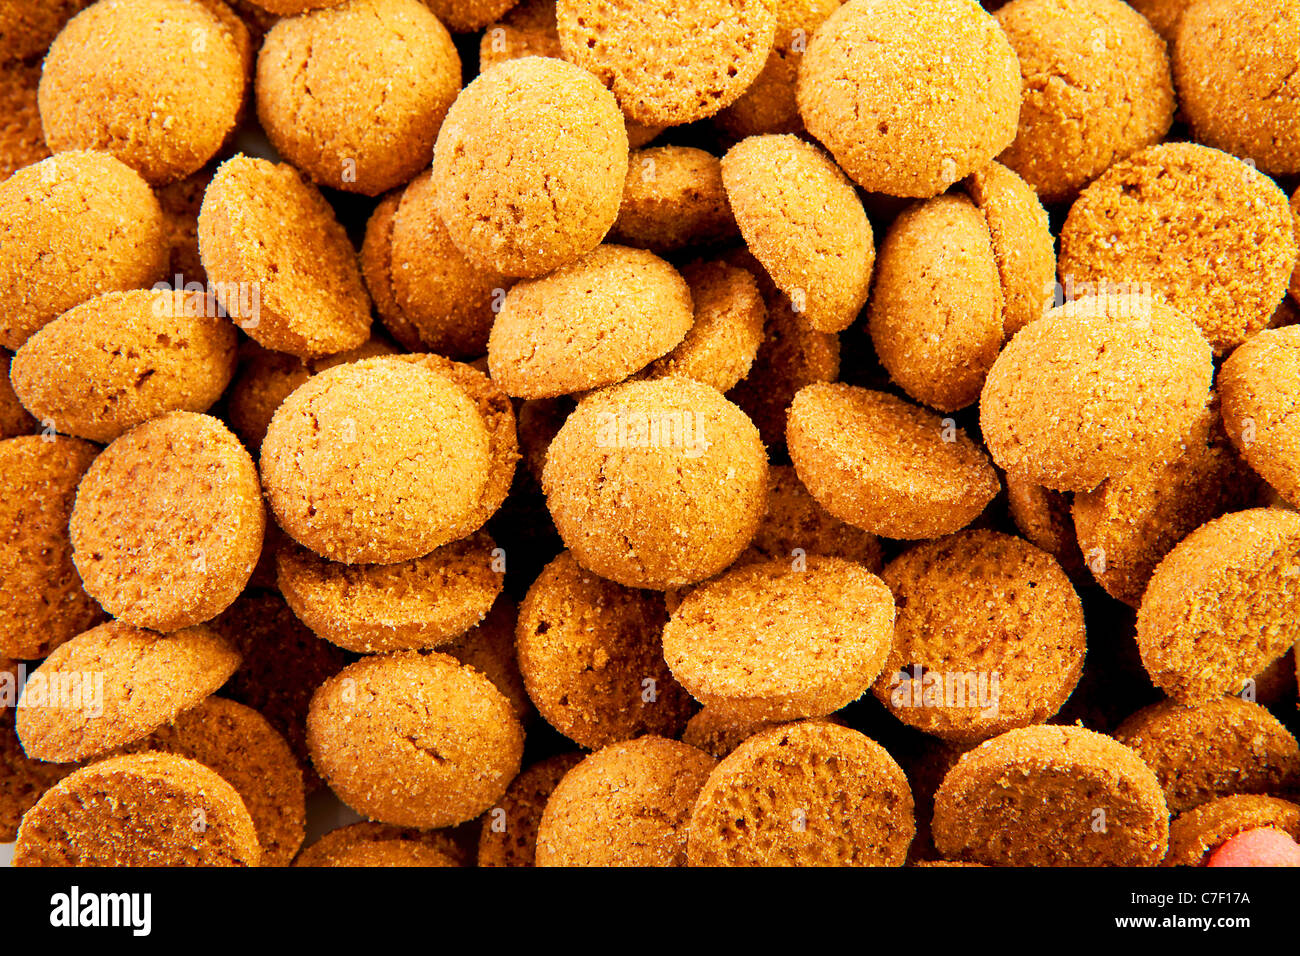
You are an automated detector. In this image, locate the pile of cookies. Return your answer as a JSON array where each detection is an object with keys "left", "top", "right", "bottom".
[{"left": 2, "top": 0, "right": 1299, "bottom": 868}]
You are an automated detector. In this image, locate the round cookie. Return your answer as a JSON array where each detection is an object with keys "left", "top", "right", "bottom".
[
  {"left": 310, "top": 840, "right": 458, "bottom": 867},
  {"left": 38, "top": 0, "right": 247, "bottom": 185},
  {"left": 157, "top": 167, "right": 213, "bottom": 287},
  {"left": 1173, "top": 0, "right": 1300, "bottom": 176},
  {"left": 294, "top": 822, "right": 464, "bottom": 867},
  {"left": 713, "top": 0, "right": 842, "bottom": 138},
  {"left": 1220, "top": 326, "right": 1300, "bottom": 507},
  {"left": 224, "top": 337, "right": 399, "bottom": 452},
  {"left": 994, "top": 0, "right": 1175, "bottom": 203},
  {"left": 0, "top": 151, "right": 167, "bottom": 351},
  {"left": 10, "top": 289, "right": 237, "bottom": 443},
  {"left": 680, "top": 708, "right": 805, "bottom": 759},
  {"left": 516, "top": 550, "right": 695, "bottom": 749},
  {"left": 1073, "top": 402, "right": 1265, "bottom": 605},
  {"left": 0, "top": 713, "right": 71, "bottom": 843},
  {"left": 478, "top": 0, "right": 562, "bottom": 70},
  {"left": 1135, "top": 507, "right": 1300, "bottom": 704},
  {"left": 933, "top": 725, "right": 1170, "bottom": 866},
  {"left": 612, "top": 146, "right": 737, "bottom": 253},
  {"left": 1128, "top": 0, "right": 1194, "bottom": 41},
  {"left": 256, "top": 0, "right": 461, "bottom": 195},
  {"left": 489, "top": 245, "right": 693, "bottom": 398},
  {"left": 1057, "top": 142, "right": 1297, "bottom": 354},
  {"left": 1115, "top": 697, "right": 1300, "bottom": 815},
  {"left": 0, "top": 61, "right": 48, "bottom": 182},
  {"left": 478, "top": 752, "right": 584, "bottom": 866},
  {"left": 13, "top": 752, "right": 260, "bottom": 867},
  {"left": 687, "top": 721, "right": 915, "bottom": 866},
  {"left": 123, "top": 696, "right": 305, "bottom": 867},
  {"left": 797, "top": 0, "right": 1021, "bottom": 198},
  {"left": 259, "top": 357, "right": 491, "bottom": 565},
  {"left": 740, "top": 464, "right": 882, "bottom": 571},
  {"left": 556, "top": 0, "right": 775, "bottom": 127},
  {"left": 306, "top": 651, "right": 524, "bottom": 828},
  {"left": 15, "top": 621, "right": 240, "bottom": 763},
  {"left": 1005, "top": 473, "right": 1082, "bottom": 571},
  {"left": 198, "top": 155, "right": 373, "bottom": 359},
  {"left": 0, "top": 0, "right": 92, "bottom": 62},
  {"left": 645, "top": 259, "right": 765, "bottom": 393},
  {"left": 1164, "top": 795, "right": 1300, "bottom": 866},
  {"left": 787, "top": 383, "right": 1001, "bottom": 539},
  {"left": 431, "top": 56, "right": 628, "bottom": 278},
  {"left": 721, "top": 133, "right": 873, "bottom": 334},
  {"left": 542, "top": 376, "right": 769, "bottom": 589},
  {"left": 979, "top": 295, "right": 1214, "bottom": 492},
  {"left": 963, "top": 160, "right": 1056, "bottom": 337},
  {"left": 0, "top": 436, "right": 102, "bottom": 660},
  {"left": 867, "top": 193, "right": 1004, "bottom": 411},
  {"left": 365, "top": 171, "right": 513, "bottom": 358},
  {"left": 0, "top": 352, "right": 36, "bottom": 438},
  {"left": 663, "top": 556, "right": 895, "bottom": 722},
  {"left": 444, "top": 597, "right": 533, "bottom": 725},
  {"left": 873, "top": 530, "right": 1086, "bottom": 743},
  {"left": 70, "top": 412, "right": 265, "bottom": 631},
  {"left": 277, "top": 532, "right": 504, "bottom": 653},
  {"left": 535, "top": 736, "right": 716, "bottom": 866}
]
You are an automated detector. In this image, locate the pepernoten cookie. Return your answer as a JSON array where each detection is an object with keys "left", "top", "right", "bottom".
[
  {"left": 70, "top": 412, "right": 265, "bottom": 631},
  {"left": 15, "top": 620, "right": 241, "bottom": 763},
  {"left": 446, "top": 598, "right": 533, "bottom": 726},
  {"left": 294, "top": 822, "right": 465, "bottom": 868},
  {"left": 0, "top": 436, "right": 102, "bottom": 660},
  {"left": 787, "top": 383, "right": 1000, "bottom": 539},
  {"left": 613, "top": 146, "right": 736, "bottom": 253},
  {"left": 13, "top": 753, "right": 260, "bottom": 867},
  {"left": 872, "top": 530, "right": 1085, "bottom": 743},
  {"left": 1135, "top": 507, "right": 1300, "bottom": 704},
  {"left": 0, "top": 61, "right": 49, "bottom": 182},
  {"left": 0, "top": 0, "right": 91, "bottom": 62},
  {"left": 1163, "top": 795, "right": 1300, "bottom": 867},
  {"left": 478, "top": 752, "right": 584, "bottom": 867},
  {"left": 1219, "top": 325, "right": 1300, "bottom": 508},
  {"left": 933, "top": 725, "right": 1169, "bottom": 866},
  {"left": 0, "top": 353, "right": 36, "bottom": 439},
  {"left": 0, "top": 712, "right": 72, "bottom": 843},
  {"left": 535, "top": 736, "right": 716, "bottom": 867},
  {"left": 307, "top": 651, "right": 524, "bottom": 828},
  {"left": 687, "top": 721, "right": 915, "bottom": 866},
  {"left": 663, "top": 556, "right": 894, "bottom": 722},
  {"left": 542, "top": 377, "right": 768, "bottom": 589},
  {"left": 740, "top": 465, "right": 882, "bottom": 571},
  {"left": 516, "top": 551, "right": 693, "bottom": 748},
  {"left": 1114, "top": 697, "right": 1300, "bottom": 815},
  {"left": 721, "top": 134, "right": 873, "bottom": 333}
]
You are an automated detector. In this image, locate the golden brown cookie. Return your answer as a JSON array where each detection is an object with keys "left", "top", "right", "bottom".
[
  {"left": 13, "top": 752, "right": 260, "bottom": 866},
  {"left": 797, "top": 0, "right": 1021, "bottom": 197},
  {"left": 294, "top": 821, "right": 464, "bottom": 867},
  {"left": 722, "top": 134, "right": 873, "bottom": 333},
  {"left": 687, "top": 721, "right": 915, "bottom": 866},
  {"left": 787, "top": 383, "right": 1001, "bottom": 539},
  {"left": 307, "top": 651, "right": 524, "bottom": 828},
  {"left": 198, "top": 154, "right": 373, "bottom": 358},
  {"left": 995, "top": 0, "right": 1175, "bottom": 203},
  {"left": 933, "top": 725, "right": 1169, "bottom": 865},
  {"left": 70, "top": 412, "right": 265, "bottom": 631},
  {"left": 431, "top": 56, "right": 627, "bottom": 277},
  {"left": 38, "top": 0, "right": 247, "bottom": 185},
  {"left": 1220, "top": 326, "right": 1300, "bottom": 507},
  {"left": 260, "top": 357, "right": 491, "bottom": 565},
  {"left": 479, "top": 0, "right": 561, "bottom": 69},
  {"left": 0, "top": 151, "right": 167, "bottom": 351},
  {"left": 664, "top": 556, "right": 894, "bottom": 721},
  {"left": 1127, "top": 0, "right": 1194, "bottom": 41},
  {"left": 1135, "top": 507, "right": 1300, "bottom": 703},
  {"left": 488, "top": 245, "right": 693, "bottom": 398},
  {"left": 16, "top": 621, "right": 240, "bottom": 763},
  {"left": 0, "top": 0, "right": 92, "bottom": 62},
  {"left": 612, "top": 146, "right": 736, "bottom": 253},
  {"left": 477, "top": 752, "right": 584, "bottom": 866},
  {"left": 1073, "top": 401, "right": 1265, "bottom": 605},
  {"left": 0, "top": 711, "right": 72, "bottom": 843},
  {"left": 1173, "top": 0, "right": 1300, "bottom": 176},
  {"left": 556, "top": 0, "right": 775, "bottom": 127},
  {"left": 980, "top": 296, "right": 1214, "bottom": 491},
  {"left": 1004, "top": 474, "right": 1082, "bottom": 571},
  {"left": 535, "top": 736, "right": 716, "bottom": 866},
  {"left": 10, "top": 290, "right": 237, "bottom": 443},
  {"left": 444, "top": 597, "right": 533, "bottom": 725},
  {"left": 157, "top": 167, "right": 214, "bottom": 287},
  {"left": 740, "top": 464, "right": 882, "bottom": 571},
  {"left": 1163, "top": 794, "right": 1300, "bottom": 866},
  {"left": 277, "top": 532, "right": 504, "bottom": 653},
  {"left": 867, "top": 194, "right": 1004, "bottom": 411},
  {"left": 0, "top": 436, "right": 102, "bottom": 660},
  {"left": 542, "top": 377, "right": 769, "bottom": 589},
  {"left": 0, "top": 351, "right": 35, "bottom": 438},
  {"left": 516, "top": 550, "right": 695, "bottom": 748},
  {"left": 1057, "top": 143, "right": 1297, "bottom": 354},
  {"left": 1115, "top": 697, "right": 1300, "bottom": 815},
  {"left": 122, "top": 696, "right": 305, "bottom": 867},
  {"left": 873, "top": 530, "right": 1085, "bottom": 743},
  {"left": 679, "top": 708, "right": 809, "bottom": 759},
  {"left": 0, "top": 60, "right": 48, "bottom": 182},
  {"left": 256, "top": 0, "right": 461, "bottom": 195}
]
